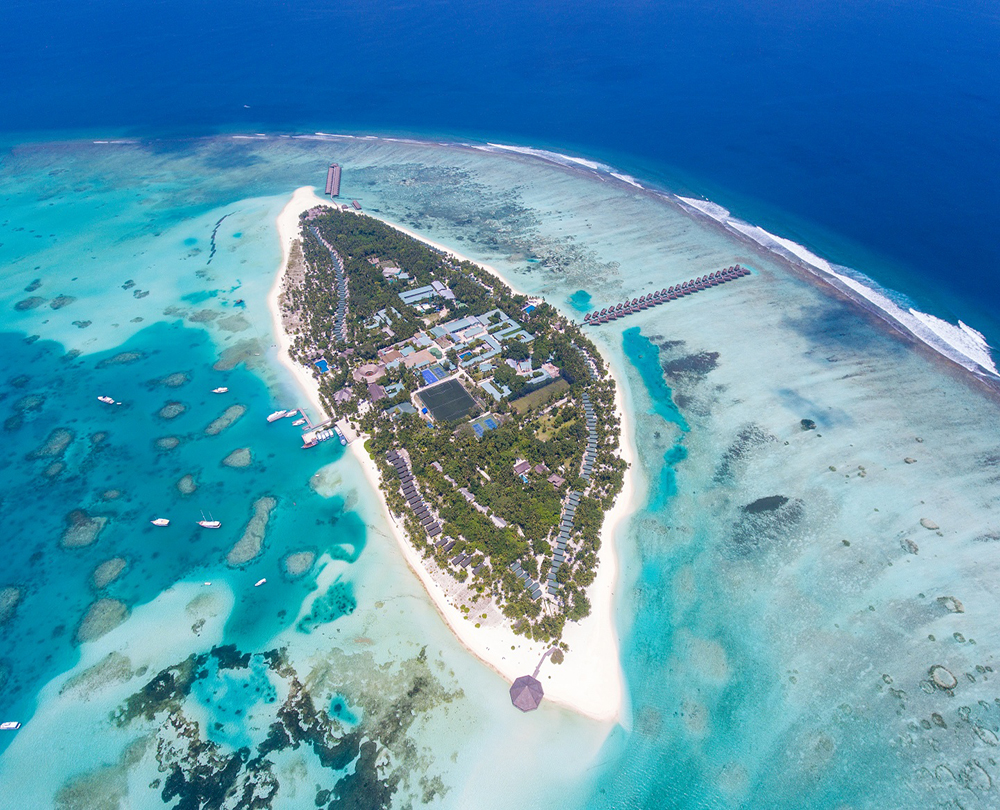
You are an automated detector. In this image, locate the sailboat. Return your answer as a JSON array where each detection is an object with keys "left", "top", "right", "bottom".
[
  {"left": 150, "top": 518, "right": 170, "bottom": 527},
  {"left": 197, "top": 511, "right": 221, "bottom": 529}
]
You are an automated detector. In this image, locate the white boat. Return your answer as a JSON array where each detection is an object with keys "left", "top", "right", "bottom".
[
  {"left": 283, "top": 409, "right": 298, "bottom": 418},
  {"left": 97, "top": 395, "right": 115, "bottom": 404},
  {"left": 267, "top": 410, "right": 288, "bottom": 422},
  {"left": 0, "top": 722, "right": 20, "bottom": 731},
  {"left": 212, "top": 387, "right": 229, "bottom": 394},
  {"left": 197, "top": 512, "right": 221, "bottom": 529},
  {"left": 254, "top": 578, "right": 267, "bottom": 587},
  {"left": 150, "top": 518, "right": 170, "bottom": 527},
  {"left": 333, "top": 425, "right": 348, "bottom": 446},
  {"left": 292, "top": 418, "right": 306, "bottom": 426}
]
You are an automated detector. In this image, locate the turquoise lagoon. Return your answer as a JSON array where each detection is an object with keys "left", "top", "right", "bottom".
[{"left": 1, "top": 136, "right": 999, "bottom": 808}]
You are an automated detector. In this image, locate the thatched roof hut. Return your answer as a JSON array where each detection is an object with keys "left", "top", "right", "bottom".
[{"left": 509, "top": 675, "right": 544, "bottom": 712}]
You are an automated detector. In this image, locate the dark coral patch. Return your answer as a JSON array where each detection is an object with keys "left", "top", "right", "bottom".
[
  {"left": 743, "top": 495, "right": 790, "bottom": 514},
  {"left": 662, "top": 351, "right": 719, "bottom": 378}
]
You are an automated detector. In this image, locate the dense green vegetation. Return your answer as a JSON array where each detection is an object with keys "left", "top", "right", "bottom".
[{"left": 283, "top": 207, "right": 625, "bottom": 643}]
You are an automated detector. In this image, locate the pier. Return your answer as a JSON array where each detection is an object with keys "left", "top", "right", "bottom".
[
  {"left": 325, "top": 163, "right": 341, "bottom": 197},
  {"left": 583, "top": 265, "right": 750, "bottom": 325}
]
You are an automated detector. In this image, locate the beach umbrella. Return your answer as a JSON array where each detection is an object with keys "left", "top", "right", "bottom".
[{"left": 509, "top": 675, "right": 544, "bottom": 712}]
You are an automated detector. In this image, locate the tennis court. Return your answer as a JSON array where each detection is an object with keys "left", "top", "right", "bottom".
[
  {"left": 470, "top": 415, "right": 499, "bottom": 437},
  {"left": 418, "top": 379, "right": 477, "bottom": 422}
]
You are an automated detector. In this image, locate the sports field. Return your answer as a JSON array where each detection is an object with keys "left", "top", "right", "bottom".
[
  {"left": 511, "top": 378, "right": 570, "bottom": 414},
  {"left": 418, "top": 379, "right": 477, "bottom": 422}
]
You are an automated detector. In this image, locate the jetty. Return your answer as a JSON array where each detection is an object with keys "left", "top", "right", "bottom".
[
  {"left": 583, "top": 265, "right": 750, "bottom": 325},
  {"left": 325, "top": 163, "right": 341, "bottom": 197}
]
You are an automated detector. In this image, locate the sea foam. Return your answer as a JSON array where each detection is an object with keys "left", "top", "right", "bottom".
[
  {"left": 468, "top": 140, "right": 999, "bottom": 380},
  {"left": 676, "top": 197, "right": 999, "bottom": 378}
]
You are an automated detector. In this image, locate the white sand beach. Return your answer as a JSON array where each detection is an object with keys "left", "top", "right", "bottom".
[
  {"left": 269, "top": 186, "right": 632, "bottom": 723},
  {"left": 270, "top": 187, "right": 333, "bottom": 422}
]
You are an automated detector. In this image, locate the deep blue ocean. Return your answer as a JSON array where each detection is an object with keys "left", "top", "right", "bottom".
[
  {"left": 2, "top": 3, "right": 1000, "bottom": 807},
  {"left": 2, "top": 0, "right": 998, "bottom": 343}
]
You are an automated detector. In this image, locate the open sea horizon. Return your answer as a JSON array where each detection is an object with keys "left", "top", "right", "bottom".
[
  {"left": 2, "top": 2, "right": 999, "bottom": 807},
  {"left": 2, "top": 0, "right": 998, "bottom": 352}
]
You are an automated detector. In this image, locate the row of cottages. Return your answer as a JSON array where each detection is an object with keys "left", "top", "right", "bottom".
[
  {"left": 545, "top": 489, "right": 582, "bottom": 596},
  {"left": 583, "top": 266, "right": 750, "bottom": 325},
  {"left": 306, "top": 225, "right": 349, "bottom": 341},
  {"left": 581, "top": 393, "right": 597, "bottom": 482},
  {"left": 386, "top": 450, "right": 442, "bottom": 539}
]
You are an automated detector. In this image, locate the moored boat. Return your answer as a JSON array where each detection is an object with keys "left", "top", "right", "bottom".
[
  {"left": 267, "top": 410, "right": 288, "bottom": 422},
  {"left": 0, "top": 722, "right": 20, "bottom": 731},
  {"left": 197, "top": 512, "right": 221, "bottom": 529},
  {"left": 292, "top": 418, "right": 306, "bottom": 426},
  {"left": 150, "top": 518, "right": 170, "bottom": 527}
]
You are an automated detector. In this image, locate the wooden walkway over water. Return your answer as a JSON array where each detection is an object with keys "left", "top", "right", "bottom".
[{"left": 583, "top": 265, "right": 750, "bottom": 325}]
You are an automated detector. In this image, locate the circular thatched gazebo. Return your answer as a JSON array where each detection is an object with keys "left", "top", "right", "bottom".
[{"left": 509, "top": 675, "right": 544, "bottom": 712}]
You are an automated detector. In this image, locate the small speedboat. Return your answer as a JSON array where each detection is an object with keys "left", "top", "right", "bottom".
[
  {"left": 292, "top": 418, "right": 306, "bottom": 426},
  {"left": 97, "top": 395, "right": 115, "bottom": 404},
  {"left": 254, "top": 578, "right": 267, "bottom": 587},
  {"left": 150, "top": 518, "right": 170, "bottom": 527},
  {"left": 0, "top": 722, "right": 21, "bottom": 731},
  {"left": 212, "top": 387, "right": 229, "bottom": 394},
  {"left": 267, "top": 410, "right": 288, "bottom": 422}
]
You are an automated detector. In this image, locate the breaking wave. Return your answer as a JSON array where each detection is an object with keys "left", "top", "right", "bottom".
[
  {"left": 675, "top": 197, "right": 998, "bottom": 378},
  {"left": 240, "top": 131, "right": 999, "bottom": 378},
  {"left": 472, "top": 142, "right": 998, "bottom": 378}
]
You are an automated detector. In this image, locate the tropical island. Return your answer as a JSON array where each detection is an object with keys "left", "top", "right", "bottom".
[{"left": 278, "top": 202, "right": 627, "bottom": 649}]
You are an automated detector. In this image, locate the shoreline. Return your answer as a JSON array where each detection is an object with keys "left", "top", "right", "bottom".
[
  {"left": 270, "top": 188, "right": 331, "bottom": 422},
  {"left": 268, "top": 187, "right": 631, "bottom": 723},
  {"left": 295, "top": 132, "right": 1000, "bottom": 396}
]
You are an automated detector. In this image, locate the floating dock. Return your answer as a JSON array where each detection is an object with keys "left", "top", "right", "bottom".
[
  {"left": 583, "top": 265, "right": 750, "bottom": 325},
  {"left": 325, "top": 163, "right": 341, "bottom": 197}
]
